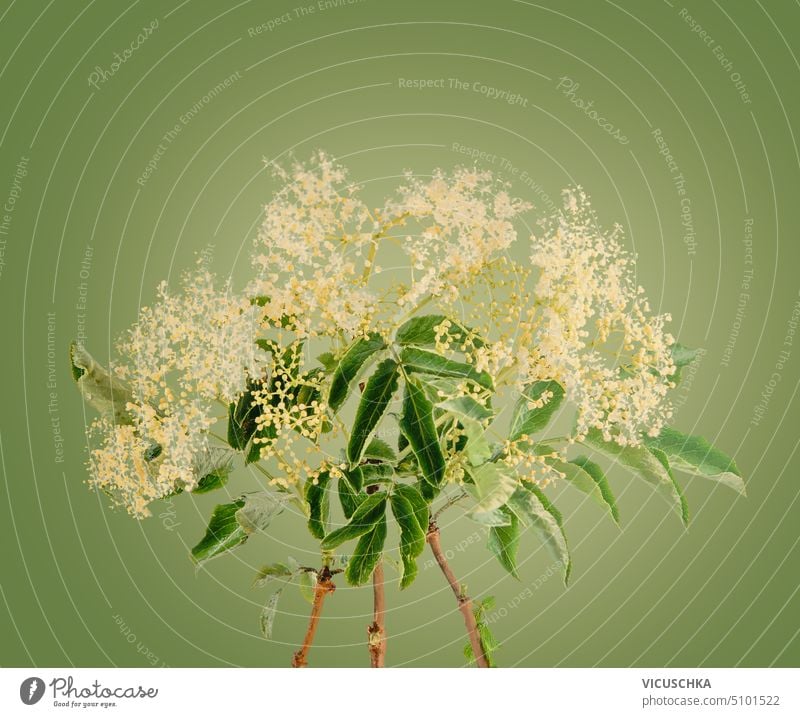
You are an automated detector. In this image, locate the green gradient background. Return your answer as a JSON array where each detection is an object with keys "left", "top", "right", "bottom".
[{"left": 1, "top": 0, "right": 798, "bottom": 668}]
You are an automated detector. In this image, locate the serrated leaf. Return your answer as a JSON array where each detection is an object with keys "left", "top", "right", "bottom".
[
  {"left": 304, "top": 471, "right": 331, "bottom": 540},
  {"left": 395, "top": 314, "right": 486, "bottom": 348},
  {"left": 469, "top": 508, "right": 513, "bottom": 527},
  {"left": 337, "top": 476, "right": 366, "bottom": 519},
  {"left": 345, "top": 513, "right": 388, "bottom": 586},
  {"left": 400, "top": 346, "right": 493, "bottom": 389},
  {"left": 437, "top": 395, "right": 494, "bottom": 423},
  {"left": 192, "top": 467, "right": 230, "bottom": 494},
  {"left": 568, "top": 455, "right": 620, "bottom": 524},
  {"left": 390, "top": 485, "right": 428, "bottom": 588},
  {"left": 399, "top": 378, "right": 446, "bottom": 486},
  {"left": 328, "top": 333, "right": 386, "bottom": 412},
  {"left": 69, "top": 342, "right": 135, "bottom": 424},
  {"left": 488, "top": 507, "right": 519, "bottom": 578},
  {"left": 259, "top": 590, "right": 282, "bottom": 639},
  {"left": 321, "top": 492, "right": 387, "bottom": 550},
  {"left": 643, "top": 428, "right": 744, "bottom": 494},
  {"left": 584, "top": 429, "right": 689, "bottom": 527},
  {"left": 227, "top": 381, "right": 262, "bottom": 450},
  {"left": 317, "top": 352, "right": 337, "bottom": 373},
  {"left": 363, "top": 437, "right": 397, "bottom": 462},
  {"left": 468, "top": 461, "right": 518, "bottom": 516},
  {"left": 190, "top": 491, "right": 286, "bottom": 565},
  {"left": 509, "top": 380, "right": 565, "bottom": 442},
  {"left": 507, "top": 484, "right": 571, "bottom": 584},
  {"left": 346, "top": 359, "right": 400, "bottom": 467}
]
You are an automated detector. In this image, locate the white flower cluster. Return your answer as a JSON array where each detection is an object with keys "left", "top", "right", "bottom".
[
  {"left": 522, "top": 188, "right": 675, "bottom": 445},
  {"left": 88, "top": 264, "right": 268, "bottom": 517}
]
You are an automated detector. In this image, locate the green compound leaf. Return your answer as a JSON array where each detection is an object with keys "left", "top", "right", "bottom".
[
  {"left": 363, "top": 437, "right": 397, "bottom": 462},
  {"left": 328, "top": 333, "right": 386, "bottom": 412},
  {"left": 468, "top": 461, "right": 518, "bottom": 516},
  {"left": 507, "top": 483, "right": 571, "bottom": 585},
  {"left": 436, "top": 395, "right": 494, "bottom": 423},
  {"left": 346, "top": 359, "right": 400, "bottom": 468},
  {"left": 568, "top": 455, "right": 620, "bottom": 525},
  {"left": 400, "top": 346, "right": 493, "bottom": 390},
  {"left": 394, "top": 314, "right": 486, "bottom": 348},
  {"left": 584, "top": 429, "right": 689, "bottom": 527},
  {"left": 390, "top": 484, "right": 429, "bottom": 588},
  {"left": 69, "top": 342, "right": 136, "bottom": 424},
  {"left": 304, "top": 471, "right": 331, "bottom": 540},
  {"left": 345, "top": 513, "right": 388, "bottom": 586},
  {"left": 190, "top": 492, "right": 286, "bottom": 565},
  {"left": 487, "top": 507, "right": 520, "bottom": 578},
  {"left": 337, "top": 476, "right": 366, "bottom": 520},
  {"left": 643, "top": 428, "right": 745, "bottom": 495},
  {"left": 321, "top": 492, "right": 387, "bottom": 550},
  {"left": 508, "top": 380, "right": 565, "bottom": 442},
  {"left": 399, "top": 377, "right": 446, "bottom": 487}
]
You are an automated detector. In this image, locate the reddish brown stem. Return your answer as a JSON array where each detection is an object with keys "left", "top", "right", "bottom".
[
  {"left": 368, "top": 560, "right": 387, "bottom": 667},
  {"left": 291, "top": 570, "right": 335, "bottom": 668},
  {"left": 426, "top": 523, "right": 489, "bottom": 668}
]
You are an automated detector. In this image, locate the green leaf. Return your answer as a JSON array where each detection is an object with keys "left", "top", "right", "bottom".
[
  {"left": 568, "top": 455, "right": 620, "bottom": 524},
  {"left": 395, "top": 314, "right": 486, "bottom": 348},
  {"left": 469, "top": 508, "right": 513, "bottom": 527},
  {"left": 488, "top": 507, "right": 520, "bottom": 578},
  {"left": 192, "top": 467, "right": 230, "bottom": 495},
  {"left": 69, "top": 342, "right": 136, "bottom": 424},
  {"left": 390, "top": 485, "right": 429, "bottom": 588},
  {"left": 584, "top": 429, "right": 689, "bottom": 526},
  {"left": 509, "top": 380, "right": 565, "bottom": 442},
  {"left": 400, "top": 346, "right": 493, "bottom": 389},
  {"left": 468, "top": 461, "right": 518, "bottom": 516},
  {"left": 507, "top": 484, "right": 571, "bottom": 584},
  {"left": 253, "top": 562, "right": 292, "bottom": 587},
  {"left": 649, "top": 447, "right": 690, "bottom": 525},
  {"left": 346, "top": 359, "right": 400, "bottom": 467},
  {"left": 671, "top": 343, "right": 702, "bottom": 383},
  {"left": 345, "top": 513, "right": 388, "bottom": 586},
  {"left": 437, "top": 395, "right": 494, "bottom": 423},
  {"left": 227, "top": 381, "right": 262, "bottom": 451},
  {"left": 337, "top": 476, "right": 366, "bottom": 519},
  {"left": 346, "top": 463, "right": 393, "bottom": 493},
  {"left": 643, "top": 428, "right": 745, "bottom": 494},
  {"left": 398, "top": 377, "right": 446, "bottom": 486},
  {"left": 321, "top": 492, "right": 387, "bottom": 550},
  {"left": 297, "top": 568, "right": 316, "bottom": 604},
  {"left": 304, "top": 471, "right": 331, "bottom": 540},
  {"left": 316, "top": 352, "right": 338, "bottom": 373},
  {"left": 463, "top": 420, "right": 492, "bottom": 467},
  {"left": 190, "top": 492, "right": 286, "bottom": 565},
  {"left": 328, "top": 333, "right": 386, "bottom": 412},
  {"left": 363, "top": 437, "right": 397, "bottom": 462},
  {"left": 259, "top": 590, "right": 282, "bottom": 639}
]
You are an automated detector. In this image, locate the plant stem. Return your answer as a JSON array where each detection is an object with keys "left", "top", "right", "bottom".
[
  {"left": 291, "top": 567, "right": 335, "bottom": 668},
  {"left": 426, "top": 522, "right": 489, "bottom": 668},
  {"left": 368, "top": 561, "right": 387, "bottom": 667}
]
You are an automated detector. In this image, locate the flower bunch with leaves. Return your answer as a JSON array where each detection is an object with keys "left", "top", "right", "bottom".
[{"left": 71, "top": 152, "right": 744, "bottom": 667}]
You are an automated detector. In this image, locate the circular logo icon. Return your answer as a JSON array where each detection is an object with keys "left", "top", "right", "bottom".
[{"left": 20, "top": 677, "right": 44, "bottom": 706}]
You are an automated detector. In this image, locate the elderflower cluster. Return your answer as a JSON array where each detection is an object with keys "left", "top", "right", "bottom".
[
  {"left": 88, "top": 264, "right": 268, "bottom": 517},
  {"left": 522, "top": 188, "right": 675, "bottom": 445}
]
